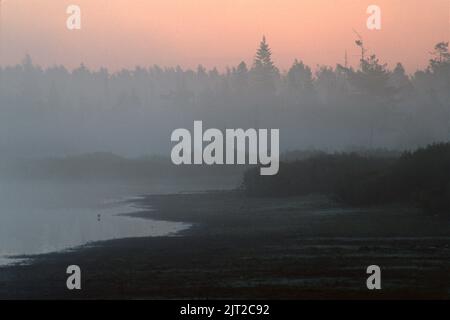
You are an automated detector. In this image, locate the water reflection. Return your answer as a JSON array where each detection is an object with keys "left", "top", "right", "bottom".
[{"left": 0, "top": 181, "right": 189, "bottom": 265}]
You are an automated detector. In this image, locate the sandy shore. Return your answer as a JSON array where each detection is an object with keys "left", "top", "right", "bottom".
[{"left": 0, "top": 191, "right": 449, "bottom": 299}]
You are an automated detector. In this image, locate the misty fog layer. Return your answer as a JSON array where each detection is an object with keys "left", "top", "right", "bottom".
[{"left": 0, "top": 39, "right": 449, "bottom": 161}]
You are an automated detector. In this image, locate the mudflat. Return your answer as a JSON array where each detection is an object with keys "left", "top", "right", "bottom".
[{"left": 1, "top": 191, "right": 449, "bottom": 299}]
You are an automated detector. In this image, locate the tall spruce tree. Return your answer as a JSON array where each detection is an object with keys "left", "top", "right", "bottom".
[
  {"left": 254, "top": 36, "right": 276, "bottom": 72},
  {"left": 251, "top": 36, "right": 278, "bottom": 94}
]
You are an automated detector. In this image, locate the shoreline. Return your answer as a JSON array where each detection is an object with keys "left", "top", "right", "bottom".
[
  {"left": 1, "top": 191, "right": 449, "bottom": 299},
  {"left": 0, "top": 194, "right": 190, "bottom": 268}
]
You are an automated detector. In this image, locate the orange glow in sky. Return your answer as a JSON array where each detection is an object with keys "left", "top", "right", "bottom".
[{"left": 1, "top": 0, "right": 449, "bottom": 72}]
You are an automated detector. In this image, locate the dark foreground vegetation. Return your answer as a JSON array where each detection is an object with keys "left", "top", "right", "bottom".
[
  {"left": 2, "top": 192, "right": 449, "bottom": 299},
  {"left": 244, "top": 143, "right": 450, "bottom": 214}
]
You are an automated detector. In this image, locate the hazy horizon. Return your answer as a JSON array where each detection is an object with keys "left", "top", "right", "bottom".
[
  {"left": 0, "top": 0, "right": 448, "bottom": 72},
  {"left": 0, "top": 0, "right": 449, "bottom": 160}
]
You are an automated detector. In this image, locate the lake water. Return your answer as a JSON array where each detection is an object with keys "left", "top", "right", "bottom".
[{"left": 0, "top": 180, "right": 190, "bottom": 265}]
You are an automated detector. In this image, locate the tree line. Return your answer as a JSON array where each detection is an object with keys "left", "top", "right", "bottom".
[{"left": 0, "top": 37, "right": 449, "bottom": 158}]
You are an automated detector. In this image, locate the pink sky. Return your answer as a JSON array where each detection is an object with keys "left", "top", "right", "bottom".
[{"left": 0, "top": 0, "right": 449, "bottom": 72}]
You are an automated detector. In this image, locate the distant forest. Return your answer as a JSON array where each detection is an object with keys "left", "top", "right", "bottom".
[{"left": 0, "top": 37, "right": 449, "bottom": 159}]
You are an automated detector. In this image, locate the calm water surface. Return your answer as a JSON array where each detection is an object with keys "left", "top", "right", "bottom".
[{"left": 0, "top": 180, "right": 190, "bottom": 265}]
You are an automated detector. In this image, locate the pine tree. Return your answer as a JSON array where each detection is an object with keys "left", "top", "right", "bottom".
[
  {"left": 236, "top": 61, "right": 248, "bottom": 76},
  {"left": 251, "top": 36, "right": 278, "bottom": 94},
  {"left": 390, "top": 63, "right": 411, "bottom": 90},
  {"left": 287, "top": 59, "right": 313, "bottom": 92},
  {"left": 253, "top": 36, "right": 277, "bottom": 75},
  {"left": 430, "top": 42, "right": 450, "bottom": 65}
]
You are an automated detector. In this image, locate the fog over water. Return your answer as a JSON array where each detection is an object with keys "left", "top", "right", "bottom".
[
  {"left": 0, "top": 181, "right": 189, "bottom": 265},
  {"left": 0, "top": 38, "right": 448, "bottom": 263}
]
